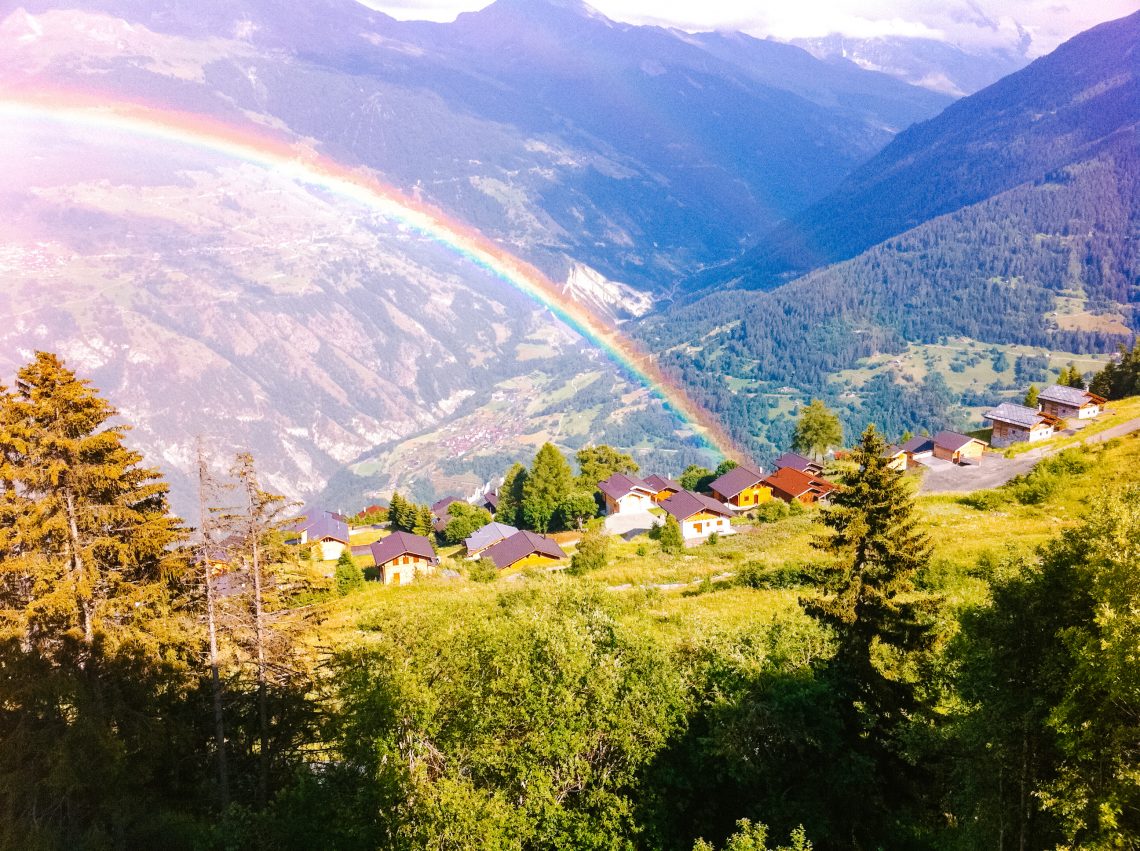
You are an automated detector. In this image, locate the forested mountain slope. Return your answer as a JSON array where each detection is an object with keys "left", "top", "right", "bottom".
[{"left": 704, "top": 9, "right": 1140, "bottom": 291}]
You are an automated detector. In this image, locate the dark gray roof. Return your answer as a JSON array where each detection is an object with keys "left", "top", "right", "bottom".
[
  {"left": 933, "top": 431, "right": 981, "bottom": 452},
  {"left": 985, "top": 402, "right": 1049, "bottom": 429},
  {"left": 1038, "top": 385, "right": 1098, "bottom": 406},
  {"left": 708, "top": 465, "right": 765, "bottom": 498},
  {"left": 597, "top": 472, "right": 655, "bottom": 501},
  {"left": 660, "top": 490, "right": 733, "bottom": 521},
  {"left": 481, "top": 530, "right": 566, "bottom": 570},
  {"left": 464, "top": 522, "right": 518, "bottom": 554},
  {"left": 901, "top": 435, "right": 934, "bottom": 454},
  {"left": 369, "top": 532, "right": 438, "bottom": 566}
]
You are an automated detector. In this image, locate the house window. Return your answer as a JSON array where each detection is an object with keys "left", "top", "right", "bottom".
[{"left": 694, "top": 522, "right": 703, "bottom": 533}]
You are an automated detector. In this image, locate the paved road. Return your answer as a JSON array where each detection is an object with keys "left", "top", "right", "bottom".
[{"left": 919, "top": 415, "right": 1140, "bottom": 495}]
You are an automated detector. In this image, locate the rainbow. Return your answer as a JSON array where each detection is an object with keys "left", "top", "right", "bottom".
[{"left": 0, "top": 88, "right": 743, "bottom": 461}]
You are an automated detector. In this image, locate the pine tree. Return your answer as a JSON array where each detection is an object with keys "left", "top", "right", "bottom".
[
  {"left": 1, "top": 352, "right": 184, "bottom": 656},
  {"left": 413, "top": 505, "right": 435, "bottom": 538},
  {"left": 522, "top": 443, "right": 573, "bottom": 533},
  {"left": 806, "top": 424, "right": 936, "bottom": 840},
  {"left": 496, "top": 462, "right": 527, "bottom": 526},
  {"left": 334, "top": 550, "right": 365, "bottom": 595},
  {"left": 1024, "top": 383, "right": 1040, "bottom": 408},
  {"left": 658, "top": 515, "right": 684, "bottom": 554},
  {"left": 388, "top": 492, "right": 408, "bottom": 531}
]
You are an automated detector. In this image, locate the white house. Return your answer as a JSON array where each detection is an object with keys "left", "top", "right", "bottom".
[
  {"left": 659, "top": 490, "right": 735, "bottom": 545},
  {"left": 597, "top": 473, "right": 657, "bottom": 515}
]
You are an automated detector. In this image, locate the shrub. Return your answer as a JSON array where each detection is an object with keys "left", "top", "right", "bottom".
[
  {"left": 569, "top": 521, "right": 609, "bottom": 575},
  {"left": 469, "top": 559, "right": 499, "bottom": 583},
  {"left": 960, "top": 490, "right": 1008, "bottom": 511},
  {"left": 705, "top": 532, "right": 720, "bottom": 546},
  {"left": 753, "top": 500, "right": 791, "bottom": 523}
]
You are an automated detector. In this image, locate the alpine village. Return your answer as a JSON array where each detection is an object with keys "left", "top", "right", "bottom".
[{"left": 4, "top": 3, "right": 1140, "bottom": 851}]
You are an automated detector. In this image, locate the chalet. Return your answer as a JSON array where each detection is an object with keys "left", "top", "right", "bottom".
[
  {"left": 709, "top": 465, "right": 771, "bottom": 510},
  {"left": 369, "top": 531, "right": 439, "bottom": 586},
  {"left": 659, "top": 490, "right": 734, "bottom": 544},
  {"left": 597, "top": 473, "right": 657, "bottom": 515},
  {"left": 882, "top": 445, "right": 908, "bottom": 472},
  {"left": 772, "top": 452, "right": 824, "bottom": 477},
  {"left": 293, "top": 510, "right": 350, "bottom": 561},
  {"left": 463, "top": 522, "right": 519, "bottom": 557},
  {"left": 985, "top": 403, "right": 1063, "bottom": 448},
  {"left": 431, "top": 496, "right": 463, "bottom": 521},
  {"left": 1038, "top": 385, "right": 1106, "bottom": 420},
  {"left": 762, "top": 466, "right": 837, "bottom": 505},
  {"left": 642, "top": 474, "right": 682, "bottom": 503},
  {"left": 481, "top": 530, "right": 567, "bottom": 571},
  {"left": 901, "top": 435, "right": 935, "bottom": 465},
  {"left": 932, "top": 431, "right": 987, "bottom": 464},
  {"left": 479, "top": 491, "right": 500, "bottom": 514}
]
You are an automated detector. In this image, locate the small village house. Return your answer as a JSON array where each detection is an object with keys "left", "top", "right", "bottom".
[
  {"left": 900, "top": 434, "right": 935, "bottom": 466},
  {"left": 431, "top": 496, "right": 463, "bottom": 521},
  {"left": 293, "top": 509, "right": 350, "bottom": 561},
  {"left": 762, "top": 466, "right": 837, "bottom": 505},
  {"left": 708, "top": 465, "right": 771, "bottom": 510},
  {"left": 772, "top": 452, "right": 825, "bottom": 476},
  {"left": 882, "top": 445, "right": 908, "bottom": 472},
  {"left": 479, "top": 491, "right": 499, "bottom": 514},
  {"left": 481, "top": 530, "right": 567, "bottom": 571},
  {"left": 659, "top": 490, "right": 734, "bottom": 544},
  {"left": 931, "top": 430, "right": 987, "bottom": 464},
  {"left": 463, "top": 521, "right": 519, "bottom": 557},
  {"left": 597, "top": 473, "right": 657, "bottom": 515},
  {"left": 985, "top": 402, "right": 1063, "bottom": 447},
  {"left": 641, "top": 474, "right": 682, "bottom": 503},
  {"left": 1037, "top": 385, "right": 1106, "bottom": 420},
  {"left": 369, "top": 531, "right": 439, "bottom": 585}
]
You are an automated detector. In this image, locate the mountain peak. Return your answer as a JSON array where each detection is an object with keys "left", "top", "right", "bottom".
[{"left": 459, "top": 0, "right": 611, "bottom": 26}]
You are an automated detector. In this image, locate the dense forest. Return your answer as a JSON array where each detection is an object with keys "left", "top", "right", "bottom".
[
  {"left": 3, "top": 351, "right": 1140, "bottom": 850},
  {"left": 642, "top": 144, "right": 1139, "bottom": 458}
]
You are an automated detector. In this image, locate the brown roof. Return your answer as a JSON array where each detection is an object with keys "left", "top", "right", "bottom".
[
  {"left": 481, "top": 530, "right": 566, "bottom": 570},
  {"left": 369, "top": 532, "right": 438, "bottom": 566},
  {"left": 431, "top": 496, "right": 464, "bottom": 518},
  {"left": 773, "top": 452, "right": 820, "bottom": 473},
  {"left": 933, "top": 430, "right": 984, "bottom": 452},
  {"left": 708, "top": 465, "right": 765, "bottom": 499},
  {"left": 763, "top": 466, "right": 837, "bottom": 499},
  {"left": 660, "top": 490, "right": 734, "bottom": 522},
  {"left": 597, "top": 472, "right": 655, "bottom": 501},
  {"left": 642, "top": 474, "right": 682, "bottom": 493}
]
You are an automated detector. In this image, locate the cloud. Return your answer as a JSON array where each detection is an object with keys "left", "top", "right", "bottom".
[{"left": 358, "top": 0, "right": 1140, "bottom": 54}]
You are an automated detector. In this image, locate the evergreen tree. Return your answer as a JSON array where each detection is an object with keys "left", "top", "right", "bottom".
[
  {"left": 443, "top": 502, "right": 491, "bottom": 545},
  {"left": 1024, "top": 383, "right": 1040, "bottom": 407},
  {"left": 412, "top": 505, "right": 435, "bottom": 538},
  {"left": 680, "top": 464, "right": 713, "bottom": 492},
  {"left": 334, "top": 551, "right": 365, "bottom": 595},
  {"left": 1089, "top": 340, "right": 1140, "bottom": 400},
  {"left": 388, "top": 492, "right": 408, "bottom": 531},
  {"left": 495, "top": 463, "right": 527, "bottom": 527},
  {"left": 575, "top": 444, "right": 639, "bottom": 489},
  {"left": 806, "top": 424, "right": 936, "bottom": 842},
  {"left": 792, "top": 400, "right": 843, "bottom": 461},
  {"left": 714, "top": 459, "right": 739, "bottom": 477},
  {"left": 522, "top": 443, "right": 573, "bottom": 533}
]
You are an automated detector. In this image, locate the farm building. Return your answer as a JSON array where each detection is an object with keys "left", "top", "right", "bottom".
[
  {"left": 659, "top": 490, "right": 734, "bottom": 544},
  {"left": 985, "top": 403, "right": 1064, "bottom": 447},
  {"left": 931, "top": 431, "right": 987, "bottom": 464},
  {"left": 709, "top": 465, "right": 771, "bottom": 510},
  {"left": 1038, "top": 385, "right": 1106, "bottom": 420},
  {"left": 369, "top": 531, "right": 439, "bottom": 586},
  {"left": 481, "top": 530, "right": 567, "bottom": 571}
]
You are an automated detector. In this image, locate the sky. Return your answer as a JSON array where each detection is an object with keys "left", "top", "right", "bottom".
[{"left": 356, "top": 0, "right": 1140, "bottom": 56}]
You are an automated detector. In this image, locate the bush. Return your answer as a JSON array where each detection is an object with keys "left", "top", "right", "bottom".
[
  {"left": 569, "top": 521, "right": 609, "bottom": 575},
  {"left": 753, "top": 500, "right": 791, "bottom": 523},
  {"left": 705, "top": 532, "right": 720, "bottom": 546},
  {"left": 334, "top": 552, "right": 364, "bottom": 596},
  {"left": 469, "top": 559, "right": 499, "bottom": 583},
  {"left": 960, "top": 490, "right": 1008, "bottom": 511}
]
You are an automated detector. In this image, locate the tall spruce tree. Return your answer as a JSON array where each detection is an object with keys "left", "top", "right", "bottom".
[
  {"left": 806, "top": 424, "right": 937, "bottom": 841},
  {"left": 495, "top": 462, "right": 527, "bottom": 527},
  {"left": 522, "top": 443, "right": 573, "bottom": 533}
]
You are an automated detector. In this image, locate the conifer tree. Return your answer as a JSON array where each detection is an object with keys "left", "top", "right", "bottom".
[
  {"left": 806, "top": 424, "right": 936, "bottom": 838},
  {"left": 413, "top": 505, "right": 435, "bottom": 538},
  {"left": 522, "top": 443, "right": 573, "bottom": 533},
  {"left": 495, "top": 462, "right": 527, "bottom": 526},
  {"left": 388, "top": 492, "right": 408, "bottom": 531},
  {"left": 1024, "top": 383, "right": 1040, "bottom": 408}
]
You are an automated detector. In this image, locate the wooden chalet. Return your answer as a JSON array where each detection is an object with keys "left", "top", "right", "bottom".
[
  {"left": 481, "top": 530, "right": 566, "bottom": 571},
  {"left": 642, "top": 474, "right": 683, "bottom": 503},
  {"left": 931, "top": 430, "right": 987, "bottom": 464},
  {"left": 762, "top": 466, "right": 837, "bottom": 505},
  {"left": 597, "top": 473, "right": 656, "bottom": 515},
  {"left": 369, "top": 531, "right": 439, "bottom": 586},
  {"left": 984, "top": 403, "right": 1063, "bottom": 447},
  {"left": 463, "top": 522, "right": 519, "bottom": 557},
  {"left": 708, "top": 465, "right": 771, "bottom": 510},
  {"left": 659, "top": 490, "right": 734, "bottom": 544},
  {"left": 772, "top": 452, "right": 824, "bottom": 476},
  {"left": 1037, "top": 385, "right": 1106, "bottom": 420}
]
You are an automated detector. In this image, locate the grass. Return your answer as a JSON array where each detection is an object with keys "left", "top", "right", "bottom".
[{"left": 292, "top": 420, "right": 1140, "bottom": 659}]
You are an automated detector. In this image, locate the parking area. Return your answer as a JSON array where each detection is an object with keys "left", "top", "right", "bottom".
[{"left": 603, "top": 510, "right": 660, "bottom": 539}]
